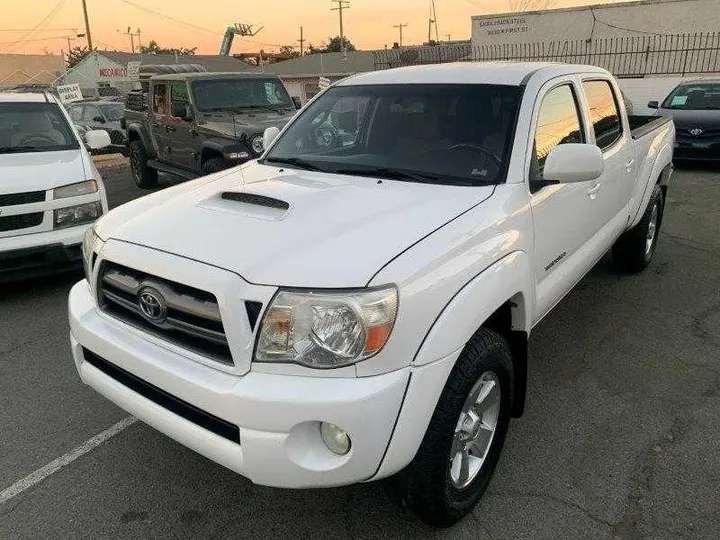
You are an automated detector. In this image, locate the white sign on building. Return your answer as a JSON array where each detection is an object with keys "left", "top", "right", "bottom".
[
  {"left": 56, "top": 83, "right": 83, "bottom": 104},
  {"left": 318, "top": 76, "right": 331, "bottom": 90},
  {"left": 127, "top": 61, "right": 141, "bottom": 81}
]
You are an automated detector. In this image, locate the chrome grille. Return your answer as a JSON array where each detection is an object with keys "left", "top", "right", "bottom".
[{"left": 97, "top": 261, "right": 233, "bottom": 364}]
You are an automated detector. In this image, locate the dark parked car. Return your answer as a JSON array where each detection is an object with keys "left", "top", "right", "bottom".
[
  {"left": 67, "top": 100, "right": 127, "bottom": 154},
  {"left": 124, "top": 71, "right": 298, "bottom": 188},
  {"left": 649, "top": 80, "right": 720, "bottom": 161}
]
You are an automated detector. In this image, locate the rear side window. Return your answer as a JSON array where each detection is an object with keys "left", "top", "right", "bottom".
[
  {"left": 153, "top": 84, "right": 168, "bottom": 115},
  {"left": 583, "top": 80, "right": 622, "bottom": 150},
  {"left": 534, "top": 84, "right": 584, "bottom": 169}
]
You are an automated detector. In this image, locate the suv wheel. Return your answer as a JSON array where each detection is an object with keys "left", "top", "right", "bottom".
[
  {"left": 612, "top": 184, "right": 664, "bottom": 272},
  {"left": 129, "top": 140, "right": 158, "bottom": 189},
  {"left": 391, "top": 328, "right": 513, "bottom": 527},
  {"left": 201, "top": 157, "right": 228, "bottom": 175}
]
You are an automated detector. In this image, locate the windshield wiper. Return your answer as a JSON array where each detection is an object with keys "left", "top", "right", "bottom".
[
  {"left": 264, "top": 156, "right": 328, "bottom": 172},
  {"left": 334, "top": 166, "right": 442, "bottom": 184}
]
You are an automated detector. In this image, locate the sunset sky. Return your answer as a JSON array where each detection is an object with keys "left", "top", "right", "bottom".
[{"left": 3, "top": 0, "right": 623, "bottom": 56}]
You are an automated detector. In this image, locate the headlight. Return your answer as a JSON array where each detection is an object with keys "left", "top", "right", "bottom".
[
  {"left": 53, "top": 180, "right": 98, "bottom": 199},
  {"left": 54, "top": 201, "right": 103, "bottom": 229},
  {"left": 255, "top": 286, "right": 398, "bottom": 368},
  {"left": 250, "top": 135, "right": 264, "bottom": 155}
]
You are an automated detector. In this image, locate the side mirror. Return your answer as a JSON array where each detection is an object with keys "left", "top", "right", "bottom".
[
  {"left": 291, "top": 96, "right": 302, "bottom": 110},
  {"left": 93, "top": 116, "right": 106, "bottom": 123},
  {"left": 85, "top": 129, "right": 112, "bottom": 150},
  {"left": 171, "top": 101, "right": 192, "bottom": 121},
  {"left": 647, "top": 100, "right": 659, "bottom": 109},
  {"left": 263, "top": 126, "right": 280, "bottom": 150},
  {"left": 542, "top": 144, "right": 604, "bottom": 184}
]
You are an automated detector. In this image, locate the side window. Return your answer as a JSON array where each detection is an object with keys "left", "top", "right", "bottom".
[
  {"left": 83, "top": 106, "right": 101, "bottom": 122},
  {"left": 68, "top": 106, "right": 82, "bottom": 121},
  {"left": 534, "top": 84, "right": 585, "bottom": 169},
  {"left": 169, "top": 82, "right": 189, "bottom": 117},
  {"left": 153, "top": 84, "right": 168, "bottom": 115},
  {"left": 583, "top": 80, "right": 622, "bottom": 150}
]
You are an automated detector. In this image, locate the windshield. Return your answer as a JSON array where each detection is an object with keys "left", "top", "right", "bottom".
[
  {"left": 0, "top": 102, "right": 79, "bottom": 154},
  {"left": 192, "top": 78, "right": 293, "bottom": 112},
  {"left": 662, "top": 82, "right": 720, "bottom": 110},
  {"left": 265, "top": 84, "right": 522, "bottom": 186},
  {"left": 99, "top": 103, "right": 124, "bottom": 121}
]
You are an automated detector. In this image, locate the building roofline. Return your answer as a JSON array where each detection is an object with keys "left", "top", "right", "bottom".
[{"left": 471, "top": 0, "right": 696, "bottom": 20}]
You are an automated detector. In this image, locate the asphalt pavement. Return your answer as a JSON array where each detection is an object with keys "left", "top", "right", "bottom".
[{"left": 1, "top": 160, "right": 719, "bottom": 540}]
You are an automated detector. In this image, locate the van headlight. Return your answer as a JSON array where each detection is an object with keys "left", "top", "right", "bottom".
[{"left": 255, "top": 286, "right": 398, "bottom": 368}]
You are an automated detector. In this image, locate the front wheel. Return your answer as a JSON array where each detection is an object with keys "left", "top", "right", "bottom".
[
  {"left": 392, "top": 328, "right": 513, "bottom": 527},
  {"left": 612, "top": 184, "right": 664, "bottom": 272},
  {"left": 129, "top": 140, "right": 158, "bottom": 189}
]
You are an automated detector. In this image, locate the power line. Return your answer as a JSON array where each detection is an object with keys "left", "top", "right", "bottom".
[{"left": 0, "top": 0, "right": 67, "bottom": 53}]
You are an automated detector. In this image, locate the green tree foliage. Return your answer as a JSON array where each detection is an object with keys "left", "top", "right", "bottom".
[
  {"left": 140, "top": 40, "right": 197, "bottom": 56},
  {"left": 308, "top": 36, "right": 356, "bottom": 54},
  {"left": 67, "top": 46, "right": 91, "bottom": 68},
  {"left": 277, "top": 45, "right": 301, "bottom": 60}
]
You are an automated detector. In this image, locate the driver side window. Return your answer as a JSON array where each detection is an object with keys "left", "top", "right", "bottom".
[{"left": 534, "top": 84, "right": 585, "bottom": 170}]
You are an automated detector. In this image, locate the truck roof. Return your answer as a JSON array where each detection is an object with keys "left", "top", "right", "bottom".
[
  {"left": 150, "top": 72, "right": 278, "bottom": 82},
  {"left": 338, "top": 62, "right": 610, "bottom": 87},
  {"left": 0, "top": 92, "right": 57, "bottom": 103}
]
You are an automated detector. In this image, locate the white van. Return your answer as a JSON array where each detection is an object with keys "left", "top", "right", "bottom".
[{"left": 1, "top": 93, "right": 110, "bottom": 281}]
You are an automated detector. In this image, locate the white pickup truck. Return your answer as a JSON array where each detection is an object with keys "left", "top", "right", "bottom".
[{"left": 69, "top": 63, "right": 674, "bottom": 526}]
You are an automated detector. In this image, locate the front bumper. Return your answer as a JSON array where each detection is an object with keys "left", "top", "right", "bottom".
[
  {"left": 69, "top": 280, "right": 410, "bottom": 488},
  {"left": 674, "top": 139, "right": 720, "bottom": 160},
  {"left": 0, "top": 224, "right": 89, "bottom": 282}
]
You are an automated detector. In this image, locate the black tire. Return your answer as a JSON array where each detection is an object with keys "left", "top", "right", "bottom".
[
  {"left": 392, "top": 328, "right": 513, "bottom": 527},
  {"left": 612, "top": 184, "right": 664, "bottom": 273},
  {"left": 129, "top": 140, "right": 158, "bottom": 189},
  {"left": 201, "top": 157, "right": 228, "bottom": 175}
]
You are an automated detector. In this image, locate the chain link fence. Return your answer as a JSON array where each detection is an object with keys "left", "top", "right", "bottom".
[{"left": 373, "top": 33, "right": 720, "bottom": 77}]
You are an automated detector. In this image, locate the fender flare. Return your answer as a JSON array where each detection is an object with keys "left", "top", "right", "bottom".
[
  {"left": 201, "top": 138, "right": 251, "bottom": 162},
  {"left": 373, "top": 251, "right": 534, "bottom": 480},
  {"left": 126, "top": 124, "right": 155, "bottom": 159}
]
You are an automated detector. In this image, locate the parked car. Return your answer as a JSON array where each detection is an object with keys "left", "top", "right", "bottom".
[
  {"left": 0, "top": 93, "right": 110, "bottom": 282},
  {"left": 69, "top": 63, "right": 674, "bottom": 526},
  {"left": 649, "top": 79, "right": 720, "bottom": 160},
  {"left": 67, "top": 100, "right": 127, "bottom": 154},
  {"left": 124, "top": 72, "right": 298, "bottom": 187}
]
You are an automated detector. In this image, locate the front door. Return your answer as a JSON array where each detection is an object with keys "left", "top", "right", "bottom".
[
  {"left": 528, "top": 78, "right": 604, "bottom": 322},
  {"left": 150, "top": 83, "right": 171, "bottom": 162},
  {"left": 166, "top": 82, "right": 196, "bottom": 171}
]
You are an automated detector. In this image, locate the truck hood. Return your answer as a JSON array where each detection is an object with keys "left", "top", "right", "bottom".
[
  {"left": 201, "top": 111, "right": 295, "bottom": 139},
  {"left": 97, "top": 163, "right": 494, "bottom": 288},
  {"left": 0, "top": 149, "right": 89, "bottom": 193},
  {"left": 661, "top": 109, "right": 720, "bottom": 130}
]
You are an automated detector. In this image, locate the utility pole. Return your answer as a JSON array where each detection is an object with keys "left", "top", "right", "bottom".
[
  {"left": 80, "top": 0, "right": 93, "bottom": 50},
  {"left": 119, "top": 27, "right": 141, "bottom": 53},
  {"left": 331, "top": 0, "right": 350, "bottom": 42},
  {"left": 446, "top": 33, "right": 451, "bottom": 42},
  {"left": 393, "top": 23, "right": 408, "bottom": 47},
  {"left": 431, "top": 0, "right": 439, "bottom": 43},
  {"left": 427, "top": 18, "right": 434, "bottom": 43},
  {"left": 298, "top": 26, "right": 305, "bottom": 55}
]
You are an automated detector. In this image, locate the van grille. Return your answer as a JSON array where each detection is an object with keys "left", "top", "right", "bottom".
[
  {"left": 97, "top": 261, "right": 233, "bottom": 364},
  {"left": 0, "top": 212, "right": 44, "bottom": 232}
]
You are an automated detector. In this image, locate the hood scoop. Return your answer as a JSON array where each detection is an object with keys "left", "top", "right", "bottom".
[
  {"left": 198, "top": 191, "right": 291, "bottom": 221},
  {"left": 221, "top": 191, "right": 290, "bottom": 210}
]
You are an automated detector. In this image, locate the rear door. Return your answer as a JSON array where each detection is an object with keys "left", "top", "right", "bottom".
[
  {"left": 579, "top": 78, "right": 635, "bottom": 235},
  {"left": 528, "top": 78, "right": 604, "bottom": 321},
  {"left": 149, "top": 82, "right": 171, "bottom": 161}
]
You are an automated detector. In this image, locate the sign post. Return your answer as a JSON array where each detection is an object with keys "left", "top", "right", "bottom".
[{"left": 56, "top": 83, "right": 84, "bottom": 104}]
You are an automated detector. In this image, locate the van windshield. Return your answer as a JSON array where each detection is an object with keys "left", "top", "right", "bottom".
[
  {"left": 192, "top": 78, "right": 293, "bottom": 112},
  {"left": 0, "top": 102, "right": 79, "bottom": 154},
  {"left": 662, "top": 82, "right": 720, "bottom": 110},
  {"left": 264, "top": 84, "right": 522, "bottom": 186}
]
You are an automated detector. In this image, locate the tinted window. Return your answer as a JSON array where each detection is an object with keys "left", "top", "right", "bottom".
[
  {"left": 534, "top": 85, "right": 584, "bottom": 168},
  {"left": 83, "top": 106, "right": 101, "bottom": 122},
  {"left": 0, "top": 102, "right": 79, "bottom": 153},
  {"left": 192, "top": 78, "right": 293, "bottom": 111},
  {"left": 99, "top": 103, "right": 124, "bottom": 121},
  {"left": 266, "top": 84, "right": 522, "bottom": 186},
  {"left": 583, "top": 80, "right": 622, "bottom": 150},
  {"left": 153, "top": 84, "right": 168, "bottom": 115},
  {"left": 662, "top": 82, "right": 720, "bottom": 110},
  {"left": 68, "top": 106, "right": 83, "bottom": 121}
]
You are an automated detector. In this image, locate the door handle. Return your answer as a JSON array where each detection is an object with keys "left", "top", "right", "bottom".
[
  {"left": 586, "top": 182, "right": 601, "bottom": 199},
  {"left": 625, "top": 158, "right": 635, "bottom": 172}
]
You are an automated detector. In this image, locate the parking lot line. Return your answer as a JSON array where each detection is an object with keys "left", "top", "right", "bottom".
[{"left": 0, "top": 417, "right": 137, "bottom": 505}]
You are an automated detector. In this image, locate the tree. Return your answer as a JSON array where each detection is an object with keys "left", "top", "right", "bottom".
[
  {"left": 67, "top": 46, "right": 91, "bottom": 68},
  {"left": 308, "top": 36, "right": 356, "bottom": 54},
  {"left": 277, "top": 45, "right": 300, "bottom": 60},
  {"left": 140, "top": 40, "right": 197, "bottom": 56}
]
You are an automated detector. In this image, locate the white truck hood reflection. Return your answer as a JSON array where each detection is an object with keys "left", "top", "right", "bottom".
[
  {"left": 97, "top": 163, "right": 494, "bottom": 288},
  {"left": 0, "top": 149, "right": 90, "bottom": 192}
]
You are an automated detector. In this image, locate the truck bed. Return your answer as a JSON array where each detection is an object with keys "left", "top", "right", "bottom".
[{"left": 629, "top": 115, "right": 673, "bottom": 140}]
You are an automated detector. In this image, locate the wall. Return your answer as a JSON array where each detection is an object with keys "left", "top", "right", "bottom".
[
  {"left": 0, "top": 54, "right": 64, "bottom": 88},
  {"left": 62, "top": 52, "right": 137, "bottom": 95},
  {"left": 472, "top": 0, "right": 720, "bottom": 46}
]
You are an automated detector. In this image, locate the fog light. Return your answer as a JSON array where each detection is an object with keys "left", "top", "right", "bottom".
[{"left": 320, "top": 422, "right": 351, "bottom": 455}]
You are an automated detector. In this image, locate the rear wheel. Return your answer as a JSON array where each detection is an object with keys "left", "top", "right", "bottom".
[
  {"left": 391, "top": 328, "right": 513, "bottom": 527},
  {"left": 129, "top": 140, "right": 158, "bottom": 189},
  {"left": 613, "top": 184, "right": 664, "bottom": 272}
]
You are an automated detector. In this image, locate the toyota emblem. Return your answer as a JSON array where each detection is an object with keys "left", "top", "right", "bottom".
[
  {"left": 138, "top": 288, "right": 167, "bottom": 323},
  {"left": 689, "top": 128, "right": 704, "bottom": 136}
]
